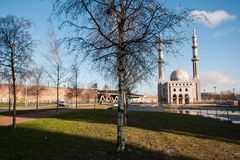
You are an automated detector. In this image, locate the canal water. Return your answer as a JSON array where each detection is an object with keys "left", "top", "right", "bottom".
[{"left": 172, "top": 105, "right": 240, "bottom": 124}]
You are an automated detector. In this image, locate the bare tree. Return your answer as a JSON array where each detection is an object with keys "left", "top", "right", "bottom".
[
  {"left": 52, "top": 0, "right": 190, "bottom": 151},
  {"left": 7, "top": 77, "right": 13, "bottom": 114},
  {"left": 70, "top": 55, "right": 80, "bottom": 111},
  {"left": 0, "top": 15, "right": 34, "bottom": 128},
  {"left": 45, "top": 27, "right": 67, "bottom": 116},
  {"left": 18, "top": 70, "right": 33, "bottom": 107},
  {"left": 0, "top": 72, "right": 13, "bottom": 114},
  {"left": 31, "top": 66, "right": 45, "bottom": 111}
]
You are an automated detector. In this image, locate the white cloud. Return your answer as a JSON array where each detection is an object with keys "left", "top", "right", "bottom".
[
  {"left": 190, "top": 10, "right": 236, "bottom": 27},
  {"left": 200, "top": 71, "right": 240, "bottom": 92},
  {"left": 213, "top": 27, "right": 237, "bottom": 37}
]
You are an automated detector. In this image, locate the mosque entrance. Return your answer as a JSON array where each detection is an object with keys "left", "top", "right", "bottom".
[
  {"left": 179, "top": 94, "right": 183, "bottom": 104},
  {"left": 185, "top": 94, "right": 189, "bottom": 104},
  {"left": 173, "top": 94, "right": 177, "bottom": 104}
]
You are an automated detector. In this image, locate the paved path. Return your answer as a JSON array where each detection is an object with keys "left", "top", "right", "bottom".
[{"left": 0, "top": 108, "right": 75, "bottom": 126}]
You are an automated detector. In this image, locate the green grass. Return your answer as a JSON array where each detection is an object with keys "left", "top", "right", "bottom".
[
  {"left": 0, "top": 104, "right": 109, "bottom": 117},
  {"left": 0, "top": 110, "right": 240, "bottom": 160},
  {"left": 0, "top": 103, "right": 54, "bottom": 108}
]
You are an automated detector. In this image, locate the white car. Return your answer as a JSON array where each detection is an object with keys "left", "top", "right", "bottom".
[{"left": 59, "top": 101, "right": 68, "bottom": 107}]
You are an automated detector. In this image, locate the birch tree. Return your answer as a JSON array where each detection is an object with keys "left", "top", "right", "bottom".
[
  {"left": 52, "top": 0, "right": 190, "bottom": 151},
  {"left": 45, "top": 28, "right": 67, "bottom": 116},
  {"left": 0, "top": 15, "right": 34, "bottom": 128},
  {"left": 70, "top": 55, "right": 80, "bottom": 111},
  {"left": 31, "top": 66, "right": 45, "bottom": 111}
]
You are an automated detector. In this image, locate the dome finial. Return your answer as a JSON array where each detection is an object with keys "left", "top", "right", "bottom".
[
  {"left": 159, "top": 33, "right": 163, "bottom": 41},
  {"left": 193, "top": 29, "right": 196, "bottom": 36}
]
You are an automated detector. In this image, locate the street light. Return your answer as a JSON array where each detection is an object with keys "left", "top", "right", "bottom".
[
  {"left": 0, "top": 69, "right": 3, "bottom": 104},
  {"left": 214, "top": 86, "right": 216, "bottom": 102},
  {"left": 92, "top": 83, "right": 98, "bottom": 110},
  {"left": 233, "top": 88, "right": 235, "bottom": 96},
  {"left": 0, "top": 69, "right": 4, "bottom": 84}
]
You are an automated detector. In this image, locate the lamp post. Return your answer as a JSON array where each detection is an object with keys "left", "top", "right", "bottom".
[
  {"left": 0, "top": 69, "right": 3, "bottom": 85},
  {"left": 92, "top": 83, "right": 98, "bottom": 110},
  {"left": 0, "top": 69, "right": 3, "bottom": 105},
  {"left": 214, "top": 86, "right": 216, "bottom": 102}
]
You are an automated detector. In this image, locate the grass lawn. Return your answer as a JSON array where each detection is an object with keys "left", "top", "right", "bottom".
[
  {"left": 0, "top": 104, "right": 109, "bottom": 117},
  {"left": 0, "top": 110, "right": 239, "bottom": 160},
  {"left": 0, "top": 103, "right": 54, "bottom": 108}
]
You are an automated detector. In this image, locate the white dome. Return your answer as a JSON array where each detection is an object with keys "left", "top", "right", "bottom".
[{"left": 170, "top": 69, "right": 190, "bottom": 81}]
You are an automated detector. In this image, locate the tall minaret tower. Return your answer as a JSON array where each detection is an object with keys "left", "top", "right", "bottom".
[
  {"left": 158, "top": 34, "right": 165, "bottom": 105},
  {"left": 191, "top": 29, "right": 201, "bottom": 102},
  {"left": 192, "top": 29, "right": 200, "bottom": 78},
  {"left": 158, "top": 34, "right": 164, "bottom": 81}
]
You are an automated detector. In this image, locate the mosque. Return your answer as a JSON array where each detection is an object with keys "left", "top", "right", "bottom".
[{"left": 158, "top": 30, "right": 201, "bottom": 105}]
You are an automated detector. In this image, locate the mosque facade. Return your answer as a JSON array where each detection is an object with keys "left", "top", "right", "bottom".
[{"left": 158, "top": 30, "right": 201, "bottom": 105}]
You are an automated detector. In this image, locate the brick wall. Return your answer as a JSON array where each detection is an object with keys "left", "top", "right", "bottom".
[{"left": 0, "top": 84, "right": 97, "bottom": 104}]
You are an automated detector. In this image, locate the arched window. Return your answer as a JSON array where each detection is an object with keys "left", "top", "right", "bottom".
[
  {"left": 185, "top": 88, "right": 188, "bottom": 92},
  {"left": 173, "top": 94, "right": 177, "bottom": 104},
  {"left": 173, "top": 88, "right": 176, "bottom": 92},
  {"left": 185, "top": 94, "right": 189, "bottom": 104},
  {"left": 179, "top": 94, "right": 183, "bottom": 104},
  {"left": 179, "top": 88, "right": 182, "bottom": 92}
]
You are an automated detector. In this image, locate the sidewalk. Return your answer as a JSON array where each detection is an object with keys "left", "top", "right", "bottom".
[{"left": 0, "top": 108, "right": 74, "bottom": 126}]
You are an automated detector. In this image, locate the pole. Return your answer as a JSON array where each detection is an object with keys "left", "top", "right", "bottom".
[
  {"left": 94, "top": 93, "right": 96, "bottom": 110},
  {"left": 227, "top": 105, "right": 229, "bottom": 121},
  {"left": 215, "top": 107, "right": 218, "bottom": 117}
]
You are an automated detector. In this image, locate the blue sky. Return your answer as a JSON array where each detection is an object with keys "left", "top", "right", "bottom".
[{"left": 1, "top": 0, "right": 240, "bottom": 95}]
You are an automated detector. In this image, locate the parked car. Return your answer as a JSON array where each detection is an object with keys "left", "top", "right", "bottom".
[{"left": 59, "top": 101, "right": 68, "bottom": 107}]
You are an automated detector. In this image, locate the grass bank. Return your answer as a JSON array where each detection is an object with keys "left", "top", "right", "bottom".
[{"left": 0, "top": 109, "right": 239, "bottom": 160}]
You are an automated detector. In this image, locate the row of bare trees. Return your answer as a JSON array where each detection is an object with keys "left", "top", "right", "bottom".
[
  {"left": 0, "top": 15, "right": 34, "bottom": 128},
  {"left": 0, "top": 15, "right": 80, "bottom": 127}
]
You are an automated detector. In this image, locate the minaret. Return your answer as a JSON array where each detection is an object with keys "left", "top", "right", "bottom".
[
  {"left": 158, "top": 34, "right": 164, "bottom": 105},
  {"left": 192, "top": 29, "right": 200, "bottom": 78},
  {"left": 191, "top": 29, "right": 201, "bottom": 102},
  {"left": 158, "top": 34, "right": 164, "bottom": 81}
]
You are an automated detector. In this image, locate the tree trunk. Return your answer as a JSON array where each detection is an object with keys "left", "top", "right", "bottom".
[
  {"left": 117, "top": 71, "right": 125, "bottom": 152},
  {"left": 75, "top": 88, "right": 78, "bottom": 112},
  {"left": 124, "top": 96, "right": 128, "bottom": 126},
  {"left": 8, "top": 84, "right": 11, "bottom": 114},
  {"left": 12, "top": 68, "right": 17, "bottom": 128},
  {"left": 36, "top": 90, "right": 39, "bottom": 111},
  {"left": 8, "top": 98, "right": 11, "bottom": 114},
  {"left": 56, "top": 83, "right": 59, "bottom": 116},
  {"left": 116, "top": 2, "right": 126, "bottom": 151}
]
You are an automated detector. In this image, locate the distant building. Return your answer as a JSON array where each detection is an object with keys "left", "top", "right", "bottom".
[
  {"left": 158, "top": 30, "right": 201, "bottom": 105},
  {"left": 130, "top": 95, "right": 157, "bottom": 104}
]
